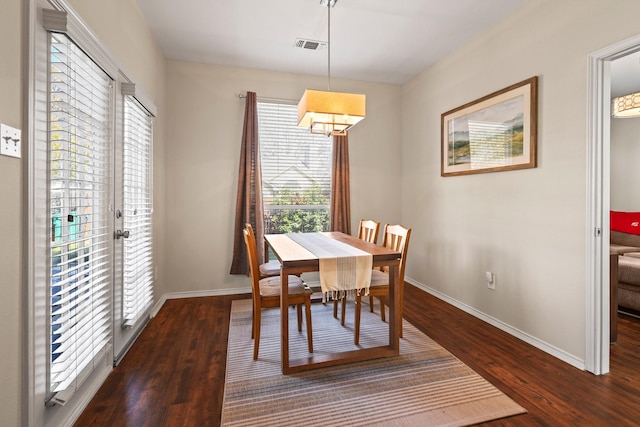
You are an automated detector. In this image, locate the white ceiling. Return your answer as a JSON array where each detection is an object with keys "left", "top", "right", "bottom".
[
  {"left": 134, "top": 0, "right": 639, "bottom": 92},
  {"left": 134, "top": 0, "right": 529, "bottom": 85},
  {"left": 612, "top": 52, "right": 640, "bottom": 98}
]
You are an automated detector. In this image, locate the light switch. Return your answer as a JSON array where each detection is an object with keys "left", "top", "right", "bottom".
[{"left": 1, "top": 123, "right": 22, "bottom": 158}]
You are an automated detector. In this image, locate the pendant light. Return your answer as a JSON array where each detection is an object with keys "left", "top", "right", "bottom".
[{"left": 297, "top": 0, "right": 365, "bottom": 136}]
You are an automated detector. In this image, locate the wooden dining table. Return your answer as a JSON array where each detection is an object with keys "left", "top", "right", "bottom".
[{"left": 265, "top": 231, "right": 402, "bottom": 374}]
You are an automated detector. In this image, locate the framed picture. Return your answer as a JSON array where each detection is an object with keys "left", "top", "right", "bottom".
[{"left": 441, "top": 76, "right": 538, "bottom": 177}]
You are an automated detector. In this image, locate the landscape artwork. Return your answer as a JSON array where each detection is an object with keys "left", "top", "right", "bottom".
[{"left": 441, "top": 77, "right": 537, "bottom": 177}]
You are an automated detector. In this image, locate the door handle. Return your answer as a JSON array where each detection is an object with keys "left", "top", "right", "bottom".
[{"left": 116, "top": 229, "right": 130, "bottom": 239}]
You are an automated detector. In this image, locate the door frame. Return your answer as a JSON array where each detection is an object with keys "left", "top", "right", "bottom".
[{"left": 587, "top": 33, "right": 640, "bottom": 375}]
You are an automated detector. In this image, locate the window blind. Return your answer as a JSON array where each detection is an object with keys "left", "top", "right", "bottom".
[
  {"left": 257, "top": 101, "right": 332, "bottom": 234},
  {"left": 49, "top": 32, "right": 112, "bottom": 396},
  {"left": 122, "top": 96, "right": 154, "bottom": 327}
]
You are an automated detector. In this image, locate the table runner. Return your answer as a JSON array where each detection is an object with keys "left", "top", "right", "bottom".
[{"left": 287, "top": 233, "right": 373, "bottom": 300}]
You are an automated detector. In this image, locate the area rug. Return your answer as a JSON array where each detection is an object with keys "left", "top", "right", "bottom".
[{"left": 221, "top": 299, "right": 526, "bottom": 426}]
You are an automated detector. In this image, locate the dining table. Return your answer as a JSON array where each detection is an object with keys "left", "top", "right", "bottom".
[{"left": 264, "top": 231, "right": 402, "bottom": 374}]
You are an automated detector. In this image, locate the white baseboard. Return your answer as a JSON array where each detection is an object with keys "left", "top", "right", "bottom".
[
  {"left": 405, "top": 277, "right": 586, "bottom": 371},
  {"left": 151, "top": 287, "right": 252, "bottom": 317}
]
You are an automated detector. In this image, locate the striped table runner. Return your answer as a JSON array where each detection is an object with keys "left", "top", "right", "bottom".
[{"left": 287, "top": 233, "right": 373, "bottom": 300}]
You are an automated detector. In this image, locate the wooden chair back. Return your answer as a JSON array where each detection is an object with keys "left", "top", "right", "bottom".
[
  {"left": 243, "top": 227, "right": 261, "bottom": 295},
  {"left": 245, "top": 222, "right": 256, "bottom": 241},
  {"left": 245, "top": 222, "right": 281, "bottom": 278},
  {"left": 380, "top": 224, "right": 412, "bottom": 282},
  {"left": 245, "top": 222, "right": 264, "bottom": 258},
  {"left": 358, "top": 219, "right": 380, "bottom": 244}
]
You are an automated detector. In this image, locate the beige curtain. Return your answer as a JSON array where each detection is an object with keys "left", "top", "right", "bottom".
[
  {"left": 330, "top": 133, "right": 351, "bottom": 234},
  {"left": 230, "top": 92, "right": 265, "bottom": 275}
]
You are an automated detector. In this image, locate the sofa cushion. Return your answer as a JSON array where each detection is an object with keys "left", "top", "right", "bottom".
[
  {"left": 611, "top": 230, "right": 640, "bottom": 248},
  {"left": 623, "top": 252, "right": 640, "bottom": 259},
  {"left": 618, "top": 284, "right": 640, "bottom": 312},
  {"left": 618, "top": 255, "right": 640, "bottom": 287},
  {"left": 611, "top": 244, "right": 640, "bottom": 255}
]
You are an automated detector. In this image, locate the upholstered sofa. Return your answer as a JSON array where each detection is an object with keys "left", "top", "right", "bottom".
[{"left": 610, "top": 211, "right": 640, "bottom": 313}]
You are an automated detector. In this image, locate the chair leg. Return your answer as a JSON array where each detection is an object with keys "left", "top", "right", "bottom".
[
  {"left": 253, "top": 306, "right": 261, "bottom": 360},
  {"left": 304, "top": 297, "right": 313, "bottom": 353},
  {"left": 369, "top": 294, "right": 374, "bottom": 313},
  {"left": 333, "top": 291, "right": 347, "bottom": 325},
  {"left": 355, "top": 294, "right": 362, "bottom": 345},
  {"left": 251, "top": 295, "right": 258, "bottom": 339},
  {"left": 296, "top": 304, "right": 303, "bottom": 332}
]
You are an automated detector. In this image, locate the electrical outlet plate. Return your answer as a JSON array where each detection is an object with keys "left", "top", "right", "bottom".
[
  {"left": 486, "top": 271, "right": 496, "bottom": 290},
  {"left": 1, "top": 123, "right": 22, "bottom": 158}
]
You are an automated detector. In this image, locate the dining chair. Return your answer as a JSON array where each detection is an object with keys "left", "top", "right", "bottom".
[
  {"left": 358, "top": 219, "right": 380, "bottom": 245},
  {"left": 245, "top": 223, "right": 281, "bottom": 278},
  {"left": 334, "top": 219, "right": 380, "bottom": 324},
  {"left": 354, "top": 224, "right": 411, "bottom": 345},
  {"left": 243, "top": 228, "right": 314, "bottom": 359}
]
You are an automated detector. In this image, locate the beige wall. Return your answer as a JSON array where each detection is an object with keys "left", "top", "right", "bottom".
[
  {"left": 1, "top": 0, "right": 24, "bottom": 425},
  {"left": 164, "top": 61, "right": 402, "bottom": 295},
  {"left": 401, "top": 0, "right": 640, "bottom": 364},
  {"left": 611, "top": 117, "right": 640, "bottom": 211}
]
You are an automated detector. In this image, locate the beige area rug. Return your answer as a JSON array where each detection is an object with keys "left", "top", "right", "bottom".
[{"left": 222, "top": 299, "right": 526, "bottom": 427}]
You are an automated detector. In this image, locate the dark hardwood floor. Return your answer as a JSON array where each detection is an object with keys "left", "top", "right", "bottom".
[{"left": 74, "top": 284, "right": 640, "bottom": 426}]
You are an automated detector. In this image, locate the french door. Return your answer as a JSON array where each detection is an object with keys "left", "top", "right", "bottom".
[
  {"left": 113, "top": 87, "right": 155, "bottom": 363},
  {"left": 47, "top": 31, "right": 114, "bottom": 400},
  {"left": 44, "top": 24, "right": 154, "bottom": 406}
]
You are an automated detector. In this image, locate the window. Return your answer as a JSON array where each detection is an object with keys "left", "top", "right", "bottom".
[
  {"left": 121, "top": 95, "right": 154, "bottom": 327},
  {"left": 48, "top": 31, "right": 112, "bottom": 398},
  {"left": 257, "top": 101, "right": 332, "bottom": 234}
]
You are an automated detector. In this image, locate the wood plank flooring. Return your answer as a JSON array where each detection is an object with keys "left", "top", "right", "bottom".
[{"left": 74, "top": 284, "right": 640, "bottom": 426}]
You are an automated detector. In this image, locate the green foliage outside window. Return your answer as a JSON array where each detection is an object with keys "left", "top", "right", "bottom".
[{"left": 266, "top": 184, "right": 329, "bottom": 234}]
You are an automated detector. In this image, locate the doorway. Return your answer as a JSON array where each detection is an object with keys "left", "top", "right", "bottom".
[{"left": 587, "top": 34, "right": 640, "bottom": 375}]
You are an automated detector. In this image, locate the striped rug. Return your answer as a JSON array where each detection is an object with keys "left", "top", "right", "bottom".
[{"left": 222, "top": 299, "right": 526, "bottom": 426}]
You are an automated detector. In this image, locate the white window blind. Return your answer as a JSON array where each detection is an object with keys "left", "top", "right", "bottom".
[
  {"left": 122, "top": 96, "right": 154, "bottom": 327},
  {"left": 257, "top": 101, "right": 332, "bottom": 234},
  {"left": 49, "top": 32, "right": 112, "bottom": 396}
]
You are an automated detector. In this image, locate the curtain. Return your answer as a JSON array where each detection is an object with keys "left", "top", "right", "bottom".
[
  {"left": 230, "top": 92, "right": 265, "bottom": 275},
  {"left": 330, "top": 133, "right": 351, "bottom": 234}
]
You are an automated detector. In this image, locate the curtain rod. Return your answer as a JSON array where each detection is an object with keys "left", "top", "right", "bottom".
[{"left": 238, "top": 93, "right": 297, "bottom": 105}]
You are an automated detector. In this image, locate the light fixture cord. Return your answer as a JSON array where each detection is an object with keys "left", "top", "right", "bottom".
[{"left": 327, "top": 1, "right": 331, "bottom": 91}]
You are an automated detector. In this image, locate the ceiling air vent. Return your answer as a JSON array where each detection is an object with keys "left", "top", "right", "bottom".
[{"left": 294, "top": 38, "right": 327, "bottom": 51}]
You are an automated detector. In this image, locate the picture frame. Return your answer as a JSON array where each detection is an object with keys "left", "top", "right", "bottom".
[{"left": 441, "top": 76, "right": 538, "bottom": 177}]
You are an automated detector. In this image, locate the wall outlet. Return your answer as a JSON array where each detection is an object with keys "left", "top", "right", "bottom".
[
  {"left": 1, "top": 123, "right": 21, "bottom": 158},
  {"left": 486, "top": 271, "right": 496, "bottom": 290}
]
